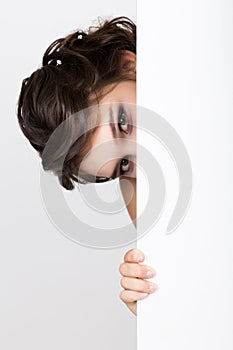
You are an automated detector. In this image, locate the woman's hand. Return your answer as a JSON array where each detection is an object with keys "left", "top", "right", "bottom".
[{"left": 119, "top": 249, "right": 157, "bottom": 315}]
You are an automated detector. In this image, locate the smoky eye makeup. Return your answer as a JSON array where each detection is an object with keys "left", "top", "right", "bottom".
[
  {"left": 118, "top": 104, "right": 129, "bottom": 134},
  {"left": 119, "top": 156, "right": 134, "bottom": 176},
  {"left": 95, "top": 176, "right": 111, "bottom": 183},
  {"left": 117, "top": 104, "right": 133, "bottom": 135}
]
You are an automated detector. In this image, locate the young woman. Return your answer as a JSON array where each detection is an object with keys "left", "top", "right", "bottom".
[{"left": 17, "top": 16, "right": 157, "bottom": 316}]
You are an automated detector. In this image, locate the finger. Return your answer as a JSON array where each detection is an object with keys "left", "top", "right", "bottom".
[
  {"left": 126, "top": 301, "right": 137, "bottom": 316},
  {"left": 123, "top": 248, "right": 145, "bottom": 263},
  {"left": 120, "top": 290, "right": 149, "bottom": 304},
  {"left": 120, "top": 276, "right": 157, "bottom": 294},
  {"left": 119, "top": 262, "right": 156, "bottom": 279}
]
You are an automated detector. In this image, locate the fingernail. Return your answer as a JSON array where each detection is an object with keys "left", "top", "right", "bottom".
[
  {"left": 134, "top": 254, "right": 144, "bottom": 262},
  {"left": 139, "top": 293, "right": 149, "bottom": 299},
  {"left": 149, "top": 284, "right": 157, "bottom": 292},
  {"left": 146, "top": 270, "right": 154, "bottom": 278}
]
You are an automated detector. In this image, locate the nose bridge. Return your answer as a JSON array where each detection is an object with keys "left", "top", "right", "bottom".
[
  {"left": 119, "top": 137, "right": 136, "bottom": 156},
  {"left": 98, "top": 137, "right": 136, "bottom": 157},
  {"left": 93, "top": 121, "right": 136, "bottom": 156},
  {"left": 86, "top": 137, "right": 136, "bottom": 170},
  {"left": 80, "top": 120, "right": 137, "bottom": 174}
]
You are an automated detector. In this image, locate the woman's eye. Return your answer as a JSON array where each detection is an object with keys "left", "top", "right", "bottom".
[
  {"left": 120, "top": 157, "right": 131, "bottom": 175},
  {"left": 118, "top": 107, "right": 129, "bottom": 134}
]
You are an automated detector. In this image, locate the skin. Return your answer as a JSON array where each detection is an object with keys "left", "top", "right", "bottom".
[
  {"left": 119, "top": 179, "right": 157, "bottom": 315},
  {"left": 119, "top": 248, "right": 157, "bottom": 315},
  {"left": 79, "top": 53, "right": 157, "bottom": 316},
  {"left": 80, "top": 81, "right": 137, "bottom": 180}
]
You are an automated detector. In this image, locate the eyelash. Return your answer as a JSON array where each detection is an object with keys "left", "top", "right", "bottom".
[
  {"left": 120, "top": 156, "right": 131, "bottom": 175},
  {"left": 117, "top": 106, "right": 131, "bottom": 175},
  {"left": 118, "top": 105, "right": 129, "bottom": 134}
]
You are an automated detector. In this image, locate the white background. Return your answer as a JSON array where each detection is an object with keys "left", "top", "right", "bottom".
[
  {"left": 137, "top": 1, "right": 233, "bottom": 349},
  {"left": 2, "top": 1, "right": 233, "bottom": 349},
  {"left": 0, "top": 1, "right": 137, "bottom": 349}
]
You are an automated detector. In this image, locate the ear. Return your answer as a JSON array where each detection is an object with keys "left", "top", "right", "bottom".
[{"left": 119, "top": 50, "right": 136, "bottom": 74}]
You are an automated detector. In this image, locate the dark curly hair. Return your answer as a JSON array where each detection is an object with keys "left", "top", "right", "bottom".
[{"left": 17, "top": 16, "right": 136, "bottom": 190}]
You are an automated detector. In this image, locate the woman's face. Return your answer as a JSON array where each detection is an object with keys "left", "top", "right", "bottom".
[{"left": 79, "top": 80, "right": 136, "bottom": 181}]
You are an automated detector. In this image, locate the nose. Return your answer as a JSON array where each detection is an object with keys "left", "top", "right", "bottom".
[{"left": 119, "top": 137, "right": 136, "bottom": 158}]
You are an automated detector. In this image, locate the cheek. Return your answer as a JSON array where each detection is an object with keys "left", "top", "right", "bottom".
[{"left": 130, "top": 160, "right": 137, "bottom": 178}]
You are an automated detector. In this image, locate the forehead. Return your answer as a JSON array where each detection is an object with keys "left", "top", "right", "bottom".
[
  {"left": 86, "top": 80, "right": 135, "bottom": 125},
  {"left": 99, "top": 80, "right": 136, "bottom": 104}
]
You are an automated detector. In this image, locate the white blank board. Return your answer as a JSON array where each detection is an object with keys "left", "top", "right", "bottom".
[{"left": 137, "top": 1, "right": 233, "bottom": 349}]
